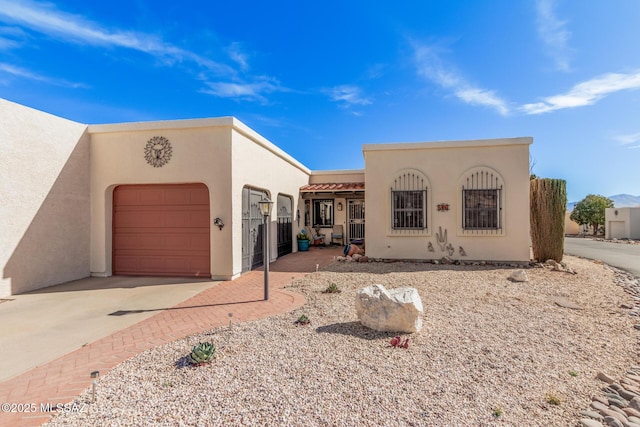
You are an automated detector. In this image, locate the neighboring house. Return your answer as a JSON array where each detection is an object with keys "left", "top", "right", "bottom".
[
  {"left": 0, "top": 98, "right": 532, "bottom": 297},
  {"left": 605, "top": 208, "right": 640, "bottom": 240},
  {"left": 565, "top": 211, "right": 581, "bottom": 235}
]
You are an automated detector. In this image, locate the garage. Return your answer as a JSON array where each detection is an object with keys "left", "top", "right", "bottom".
[
  {"left": 113, "top": 184, "right": 210, "bottom": 277},
  {"left": 609, "top": 220, "right": 626, "bottom": 239}
]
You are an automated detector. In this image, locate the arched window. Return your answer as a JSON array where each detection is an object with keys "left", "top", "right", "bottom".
[
  {"left": 390, "top": 169, "right": 430, "bottom": 234},
  {"left": 459, "top": 167, "right": 504, "bottom": 235}
]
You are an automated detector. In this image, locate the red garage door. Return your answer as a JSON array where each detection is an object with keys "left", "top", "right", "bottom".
[{"left": 113, "top": 184, "right": 210, "bottom": 277}]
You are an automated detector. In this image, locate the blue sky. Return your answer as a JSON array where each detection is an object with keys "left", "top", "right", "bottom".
[{"left": 1, "top": 0, "right": 639, "bottom": 202}]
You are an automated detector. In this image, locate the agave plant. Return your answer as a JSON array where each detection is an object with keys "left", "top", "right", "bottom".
[
  {"left": 323, "top": 283, "right": 341, "bottom": 294},
  {"left": 295, "top": 314, "right": 310, "bottom": 325},
  {"left": 188, "top": 342, "right": 216, "bottom": 365}
]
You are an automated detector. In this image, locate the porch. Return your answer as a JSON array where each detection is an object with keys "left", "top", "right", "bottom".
[{"left": 300, "top": 180, "right": 366, "bottom": 247}]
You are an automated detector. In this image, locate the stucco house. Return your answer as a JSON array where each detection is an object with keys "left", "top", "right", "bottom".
[
  {"left": 1, "top": 98, "right": 532, "bottom": 297},
  {"left": 605, "top": 207, "right": 640, "bottom": 240}
]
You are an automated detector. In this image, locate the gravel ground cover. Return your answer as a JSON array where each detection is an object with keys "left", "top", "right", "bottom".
[{"left": 46, "top": 256, "right": 637, "bottom": 426}]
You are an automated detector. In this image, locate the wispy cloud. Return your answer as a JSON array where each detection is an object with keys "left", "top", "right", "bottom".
[
  {"left": 0, "top": 25, "right": 27, "bottom": 49},
  {"left": 411, "top": 41, "right": 510, "bottom": 116},
  {"left": 0, "top": 0, "right": 233, "bottom": 75},
  {"left": 325, "top": 85, "right": 372, "bottom": 107},
  {"left": 200, "top": 77, "right": 287, "bottom": 104},
  {"left": 521, "top": 71, "right": 640, "bottom": 114},
  {"left": 0, "top": 62, "right": 87, "bottom": 88},
  {"left": 0, "top": 0, "right": 298, "bottom": 103},
  {"left": 535, "top": 0, "right": 572, "bottom": 72},
  {"left": 226, "top": 42, "right": 249, "bottom": 72},
  {"left": 613, "top": 131, "right": 640, "bottom": 149}
]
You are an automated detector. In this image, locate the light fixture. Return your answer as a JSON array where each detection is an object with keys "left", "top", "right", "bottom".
[
  {"left": 258, "top": 197, "right": 274, "bottom": 300},
  {"left": 258, "top": 198, "right": 273, "bottom": 217},
  {"left": 337, "top": 202, "right": 343, "bottom": 211},
  {"left": 213, "top": 217, "right": 224, "bottom": 230}
]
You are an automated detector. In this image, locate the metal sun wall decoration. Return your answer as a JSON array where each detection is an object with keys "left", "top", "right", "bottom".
[{"left": 144, "top": 136, "right": 173, "bottom": 168}]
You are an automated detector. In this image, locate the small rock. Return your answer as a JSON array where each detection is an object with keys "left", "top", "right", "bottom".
[
  {"left": 358, "top": 256, "right": 369, "bottom": 263},
  {"left": 602, "top": 416, "right": 624, "bottom": 427},
  {"left": 608, "top": 396, "right": 629, "bottom": 409},
  {"left": 551, "top": 296, "right": 583, "bottom": 310},
  {"left": 630, "top": 397, "right": 640, "bottom": 411},
  {"left": 440, "top": 256, "right": 453, "bottom": 265},
  {"left": 580, "top": 410, "right": 604, "bottom": 420},
  {"left": 579, "top": 419, "right": 604, "bottom": 427},
  {"left": 508, "top": 270, "right": 529, "bottom": 282},
  {"left": 600, "top": 409, "right": 627, "bottom": 424},
  {"left": 592, "top": 401, "right": 610, "bottom": 412},
  {"left": 623, "top": 407, "right": 640, "bottom": 418},
  {"left": 621, "top": 303, "right": 635, "bottom": 309},
  {"left": 619, "top": 389, "right": 640, "bottom": 401}
]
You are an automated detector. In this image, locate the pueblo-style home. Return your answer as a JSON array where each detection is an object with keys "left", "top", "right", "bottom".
[{"left": 0, "top": 98, "right": 532, "bottom": 297}]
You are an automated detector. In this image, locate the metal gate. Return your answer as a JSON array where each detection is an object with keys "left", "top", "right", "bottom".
[
  {"left": 277, "top": 194, "right": 293, "bottom": 257},
  {"left": 242, "top": 187, "right": 267, "bottom": 273},
  {"left": 348, "top": 199, "right": 365, "bottom": 242}
]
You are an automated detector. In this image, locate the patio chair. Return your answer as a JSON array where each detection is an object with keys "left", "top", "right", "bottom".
[
  {"left": 331, "top": 225, "right": 344, "bottom": 246},
  {"left": 305, "top": 227, "right": 325, "bottom": 246}
]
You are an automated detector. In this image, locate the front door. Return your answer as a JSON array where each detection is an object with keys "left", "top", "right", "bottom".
[
  {"left": 277, "top": 194, "right": 293, "bottom": 257},
  {"left": 241, "top": 187, "right": 267, "bottom": 273},
  {"left": 348, "top": 199, "right": 365, "bottom": 242}
]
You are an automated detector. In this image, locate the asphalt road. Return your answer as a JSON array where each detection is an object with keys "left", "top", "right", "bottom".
[{"left": 564, "top": 237, "right": 640, "bottom": 277}]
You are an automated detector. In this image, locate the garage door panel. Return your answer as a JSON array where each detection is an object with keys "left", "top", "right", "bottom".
[
  {"left": 115, "top": 211, "right": 165, "bottom": 228},
  {"left": 114, "top": 190, "right": 139, "bottom": 205},
  {"left": 113, "top": 184, "right": 210, "bottom": 277},
  {"left": 189, "top": 211, "right": 211, "bottom": 227},
  {"left": 138, "top": 190, "right": 165, "bottom": 205},
  {"left": 189, "top": 188, "right": 210, "bottom": 204},
  {"left": 163, "top": 189, "right": 192, "bottom": 205}
]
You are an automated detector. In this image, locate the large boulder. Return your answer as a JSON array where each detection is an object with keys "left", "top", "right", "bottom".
[{"left": 355, "top": 284, "right": 423, "bottom": 333}]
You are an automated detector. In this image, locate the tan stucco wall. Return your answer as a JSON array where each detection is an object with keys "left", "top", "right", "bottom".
[
  {"left": 308, "top": 170, "right": 365, "bottom": 184},
  {"left": 565, "top": 211, "right": 581, "bottom": 235},
  {"left": 363, "top": 137, "right": 532, "bottom": 262},
  {"left": 230, "top": 122, "right": 310, "bottom": 276},
  {"left": 0, "top": 98, "right": 90, "bottom": 297}
]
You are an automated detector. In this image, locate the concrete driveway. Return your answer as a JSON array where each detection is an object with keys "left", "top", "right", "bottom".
[
  {"left": 565, "top": 237, "right": 640, "bottom": 277},
  {"left": 0, "top": 276, "right": 219, "bottom": 382}
]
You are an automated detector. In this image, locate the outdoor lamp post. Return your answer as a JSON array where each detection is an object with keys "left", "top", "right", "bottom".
[{"left": 258, "top": 197, "right": 274, "bottom": 300}]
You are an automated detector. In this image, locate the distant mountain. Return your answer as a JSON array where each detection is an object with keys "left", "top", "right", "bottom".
[{"left": 567, "top": 194, "right": 640, "bottom": 211}]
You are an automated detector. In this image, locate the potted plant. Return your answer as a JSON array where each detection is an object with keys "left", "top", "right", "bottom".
[{"left": 297, "top": 231, "right": 310, "bottom": 252}]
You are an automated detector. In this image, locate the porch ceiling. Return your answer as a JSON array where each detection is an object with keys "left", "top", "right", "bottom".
[{"left": 300, "top": 182, "right": 365, "bottom": 195}]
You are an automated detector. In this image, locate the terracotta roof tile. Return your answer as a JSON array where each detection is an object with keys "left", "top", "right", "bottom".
[{"left": 300, "top": 182, "right": 365, "bottom": 192}]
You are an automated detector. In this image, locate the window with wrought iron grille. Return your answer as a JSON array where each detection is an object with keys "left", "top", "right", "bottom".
[
  {"left": 392, "top": 190, "right": 426, "bottom": 229},
  {"left": 460, "top": 168, "right": 503, "bottom": 234},
  {"left": 463, "top": 189, "right": 500, "bottom": 229},
  {"left": 313, "top": 199, "right": 333, "bottom": 227},
  {"left": 390, "top": 170, "right": 429, "bottom": 233}
]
